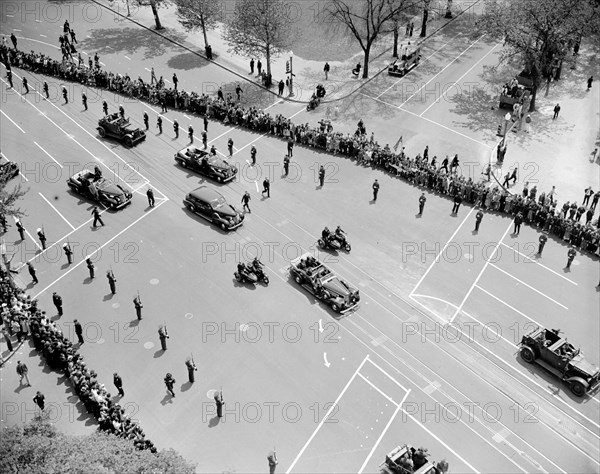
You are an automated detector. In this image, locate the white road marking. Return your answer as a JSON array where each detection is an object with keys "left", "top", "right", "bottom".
[
  {"left": 0, "top": 110, "right": 26, "bottom": 133},
  {"left": 183, "top": 114, "right": 191, "bottom": 120},
  {"left": 499, "top": 242, "right": 577, "bottom": 285},
  {"left": 489, "top": 263, "right": 568, "bottom": 309},
  {"left": 356, "top": 372, "right": 398, "bottom": 405},
  {"left": 34, "top": 141, "right": 63, "bottom": 168},
  {"left": 254, "top": 180, "right": 259, "bottom": 192},
  {"left": 286, "top": 355, "right": 370, "bottom": 474},
  {"left": 144, "top": 67, "right": 150, "bottom": 72},
  {"left": 38, "top": 193, "right": 75, "bottom": 230},
  {"left": 450, "top": 223, "right": 511, "bottom": 323},
  {"left": 123, "top": 56, "right": 131, "bottom": 60},
  {"left": 366, "top": 357, "right": 410, "bottom": 392},
  {"left": 39, "top": 34, "right": 47, "bottom": 38}
]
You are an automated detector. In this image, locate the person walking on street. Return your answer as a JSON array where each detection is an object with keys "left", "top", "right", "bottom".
[
  {"left": 268, "top": 451, "right": 278, "bottom": 474},
  {"left": 173, "top": 120, "right": 179, "bottom": 139},
  {"left": 257, "top": 59, "right": 262, "bottom": 75},
  {"left": 6, "top": 69, "right": 13, "bottom": 88},
  {"left": 475, "top": 210, "right": 484, "bottom": 232},
  {"left": 588, "top": 76, "right": 593, "bottom": 90},
  {"left": 33, "top": 391, "right": 45, "bottom": 411},
  {"left": 319, "top": 166, "right": 325, "bottom": 187},
  {"left": 53, "top": 292, "right": 63, "bottom": 316},
  {"left": 107, "top": 270, "right": 116, "bottom": 294},
  {"left": 62, "top": 86, "right": 68, "bottom": 104},
  {"left": 553, "top": 103, "right": 561, "bottom": 119},
  {"left": 287, "top": 137, "right": 294, "bottom": 157},
  {"left": 164, "top": 373, "right": 176, "bottom": 397},
  {"left": 11, "top": 32, "right": 17, "bottom": 49},
  {"left": 242, "top": 192, "right": 251, "bottom": 213},
  {"left": 228, "top": 137, "right": 234, "bottom": 157},
  {"left": 451, "top": 194, "right": 462, "bottom": 214},
  {"left": 74, "top": 319, "right": 84, "bottom": 344},
  {"left": 17, "top": 361, "right": 31, "bottom": 386},
  {"left": 250, "top": 145, "right": 257, "bottom": 165},
  {"left": 214, "top": 390, "right": 225, "bottom": 417},
  {"left": 203, "top": 115, "right": 208, "bottom": 132},
  {"left": 186, "top": 358, "right": 197, "bottom": 383},
  {"left": 158, "top": 325, "right": 169, "bottom": 350},
  {"left": 172, "top": 73, "right": 178, "bottom": 90},
  {"left": 82, "top": 92, "right": 87, "bottom": 110},
  {"left": 86, "top": 258, "right": 95, "bottom": 279},
  {"left": 324, "top": 62, "right": 330, "bottom": 80},
  {"left": 157, "top": 116, "right": 163, "bottom": 134},
  {"left": 202, "top": 130, "right": 208, "bottom": 149},
  {"left": 188, "top": 125, "right": 194, "bottom": 143},
  {"left": 147, "top": 188, "right": 155, "bottom": 207},
  {"left": 150, "top": 67, "right": 157, "bottom": 85},
  {"left": 113, "top": 373, "right": 124, "bottom": 397},
  {"left": 133, "top": 295, "right": 143, "bottom": 320},
  {"left": 37, "top": 228, "right": 46, "bottom": 250},
  {"left": 119, "top": 105, "right": 125, "bottom": 119},
  {"left": 283, "top": 155, "right": 290, "bottom": 176},
  {"left": 566, "top": 248, "right": 576, "bottom": 269},
  {"left": 262, "top": 178, "right": 270, "bottom": 198},
  {"left": 22, "top": 77, "right": 29, "bottom": 94},
  {"left": 92, "top": 207, "right": 104, "bottom": 227},
  {"left": 250, "top": 58, "right": 255, "bottom": 74},
  {"left": 143, "top": 112, "right": 149, "bottom": 130},
  {"left": 27, "top": 262, "right": 38, "bottom": 284},
  {"left": 16, "top": 220, "right": 25, "bottom": 241},
  {"left": 502, "top": 172, "right": 511, "bottom": 188},
  {"left": 513, "top": 211, "right": 523, "bottom": 235},
  {"left": 372, "top": 179, "right": 380, "bottom": 201},
  {"left": 418, "top": 193, "right": 426, "bottom": 216},
  {"left": 538, "top": 234, "right": 547, "bottom": 256}
]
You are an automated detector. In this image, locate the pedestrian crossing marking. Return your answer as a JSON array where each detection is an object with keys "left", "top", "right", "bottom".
[{"left": 423, "top": 380, "right": 441, "bottom": 395}]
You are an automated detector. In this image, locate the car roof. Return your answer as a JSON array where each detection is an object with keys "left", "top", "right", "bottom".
[{"left": 189, "top": 186, "right": 224, "bottom": 202}]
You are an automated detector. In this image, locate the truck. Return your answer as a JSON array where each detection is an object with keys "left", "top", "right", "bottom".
[
  {"left": 498, "top": 70, "right": 533, "bottom": 109},
  {"left": 388, "top": 46, "right": 422, "bottom": 78},
  {"left": 380, "top": 445, "right": 448, "bottom": 474},
  {"left": 289, "top": 252, "right": 360, "bottom": 314},
  {"left": 520, "top": 327, "right": 600, "bottom": 397},
  {"left": 97, "top": 113, "right": 146, "bottom": 147}
]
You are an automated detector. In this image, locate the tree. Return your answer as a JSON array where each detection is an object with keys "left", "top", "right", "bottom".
[
  {"left": 326, "top": 0, "right": 411, "bottom": 79},
  {"left": 445, "top": 0, "right": 453, "bottom": 18},
  {"left": 149, "top": 0, "right": 163, "bottom": 30},
  {"left": 173, "top": 0, "right": 220, "bottom": 48},
  {"left": 420, "top": 0, "right": 431, "bottom": 37},
  {"left": 0, "top": 418, "right": 196, "bottom": 474},
  {"left": 477, "top": 0, "right": 600, "bottom": 111},
  {"left": 0, "top": 168, "right": 27, "bottom": 221},
  {"left": 223, "top": 0, "right": 295, "bottom": 77}
]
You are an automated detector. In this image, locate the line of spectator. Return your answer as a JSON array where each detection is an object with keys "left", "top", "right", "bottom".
[{"left": 2, "top": 45, "right": 599, "bottom": 257}]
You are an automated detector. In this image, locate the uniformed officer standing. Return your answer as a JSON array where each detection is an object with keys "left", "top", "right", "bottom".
[
  {"left": 63, "top": 242, "right": 73, "bottom": 264},
  {"left": 133, "top": 296, "right": 143, "bottom": 320},
  {"left": 82, "top": 92, "right": 87, "bottom": 110},
  {"left": 214, "top": 390, "right": 224, "bottom": 417},
  {"left": 201, "top": 130, "right": 208, "bottom": 149},
  {"left": 268, "top": 451, "right": 278, "bottom": 474},
  {"left": 538, "top": 234, "right": 548, "bottom": 256},
  {"left": 22, "top": 77, "right": 29, "bottom": 94},
  {"left": 418, "top": 193, "right": 426, "bottom": 215},
  {"left": 283, "top": 156, "right": 290, "bottom": 176},
  {"left": 158, "top": 325, "right": 169, "bottom": 350},
  {"left": 7, "top": 70, "right": 13, "bottom": 88},
  {"left": 157, "top": 116, "right": 163, "bottom": 134},
  {"left": 107, "top": 270, "right": 117, "bottom": 294},
  {"left": 119, "top": 104, "right": 125, "bottom": 119},
  {"left": 146, "top": 188, "right": 155, "bottom": 207},
  {"left": 203, "top": 115, "right": 208, "bottom": 132},
  {"left": 566, "top": 248, "right": 576, "bottom": 269},
  {"left": 113, "top": 373, "right": 124, "bottom": 397},
  {"left": 36, "top": 228, "right": 47, "bottom": 250},
  {"left": 250, "top": 145, "right": 257, "bottom": 165},
  {"left": 372, "top": 179, "right": 380, "bottom": 201},
  {"left": 513, "top": 212, "right": 523, "bottom": 235},
  {"left": 143, "top": 112, "right": 149, "bottom": 130},
  {"left": 102, "top": 100, "right": 108, "bottom": 115},
  {"left": 42, "top": 82, "right": 49, "bottom": 98},
  {"left": 74, "top": 319, "right": 84, "bottom": 344},
  {"left": 475, "top": 210, "right": 483, "bottom": 232},
  {"left": 228, "top": 138, "right": 234, "bottom": 157},
  {"left": 52, "top": 292, "right": 63, "bottom": 316},
  {"left": 188, "top": 125, "right": 194, "bottom": 143},
  {"left": 164, "top": 373, "right": 176, "bottom": 397},
  {"left": 186, "top": 358, "right": 197, "bottom": 383},
  {"left": 319, "top": 166, "right": 325, "bottom": 187},
  {"left": 86, "top": 258, "right": 95, "bottom": 279},
  {"left": 62, "top": 86, "right": 68, "bottom": 104},
  {"left": 16, "top": 220, "right": 25, "bottom": 240},
  {"left": 173, "top": 120, "right": 179, "bottom": 138},
  {"left": 92, "top": 207, "right": 104, "bottom": 227},
  {"left": 287, "top": 137, "right": 294, "bottom": 157}
]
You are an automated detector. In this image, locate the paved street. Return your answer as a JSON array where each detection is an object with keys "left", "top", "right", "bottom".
[{"left": 1, "top": 1, "right": 599, "bottom": 473}]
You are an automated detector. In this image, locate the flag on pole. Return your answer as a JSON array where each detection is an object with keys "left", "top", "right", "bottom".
[{"left": 393, "top": 135, "right": 403, "bottom": 152}]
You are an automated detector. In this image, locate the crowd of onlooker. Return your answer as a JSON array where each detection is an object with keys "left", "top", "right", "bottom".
[
  {"left": 2, "top": 44, "right": 599, "bottom": 258},
  {"left": 0, "top": 267, "right": 157, "bottom": 452}
]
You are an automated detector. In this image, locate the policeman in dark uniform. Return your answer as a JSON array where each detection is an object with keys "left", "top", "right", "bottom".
[
  {"left": 22, "top": 77, "right": 29, "bottom": 94},
  {"left": 287, "top": 137, "right": 294, "bottom": 157},
  {"left": 250, "top": 145, "right": 257, "bottom": 165},
  {"left": 143, "top": 112, "right": 149, "bottom": 130},
  {"left": 146, "top": 188, "right": 155, "bottom": 207},
  {"left": 203, "top": 115, "right": 208, "bottom": 132},
  {"left": 173, "top": 120, "right": 179, "bottom": 138},
  {"left": 158, "top": 325, "right": 169, "bottom": 350},
  {"left": 92, "top": 207, "right": 104, "bottom": 227},
  {"left": 164, "top": 373, "right": 175, "bottom": 397},
  {"left": 74, "top": 319, "right": 84, "bottom": 344},
  {"left": 7, "top": 70, "right": 13, "bottom": 88},
  {"left": 107, "top": 270, "right": 117, "bottom": 294},
  {"left": 452, "top": 194, "right": 462, "bottom": 214},
  {"left": 283, "top": 156, "right": 290, "bottom": 176},
  {"left": 63, "top": 242, "right": 73, "bottom": 264},
  {"left": 372, "top": 179, "right": 380, "bottom": 201},
  {"left": 214, "top": 390, "right": 224, "bottom": 417},
  {"left": 418, "top": 193, "right": 426, "bottom": 215},
  {"left": 566, "top": 248, "right": 576, "bottom": 269},
  {"left": 186, "top": 358, "right": 197, "bottom": 383},
  {"left": 319, "top": 166, "right": 325, "bottom": 186},
  {"left": 82, "top": 92, "right": 87, "bottom": 110},
  {"left": 133, "top": 295, "right": 143, "bottom": 320},
  {"left": 36, "top": 228, "right": 46, "bottom": 250},
  {"left": 113, "top": 373, "right": 124, "bottom": 397},
  {"left": 119, "top": 104, "right": 125, "bottom": 119},
  {"left": 157, "top": 116, "right": 163, "bottom": 134},
  {"left": 62, "top": 86, "right": 68, "bottom": 104},
  {"left": 102, "top": 100, "right": 108, "bottom": 115},
  {"left": 513, "top": 212, "right": 523, "bottom": 235},
  {"left": 242, "top": 191, "right": 251, "bottom": 213},
  {"left": 86, "top": 258, "right": 95, "bottom": 279},
  {"left": 538, "top": 234, "right": 548, "bottom": 256},
  {"left": 52, "top": 292, "right": 63, "bottom": 316},
  {"left": 475, "top": 210, "right": 484, "bottom": 232},
  {"left": 16, "top": 220, "right": 25, "bottom": 240},
  {"left": 202, "top": 130, "right": 208, "bottom": 149},
  {"left": 262, "top": 178, "right": 270, "bottom": 197},
  {"left": 27, "top": 262, "right": 38, "bottom": 284},
  {"left": 228, "top": 138, "right": 234, "bottom": 157},
  {"left": 188, "top": 125, "right": 194, "bottom": 143}
]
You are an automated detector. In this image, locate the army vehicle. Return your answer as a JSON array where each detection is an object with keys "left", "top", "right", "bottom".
[{"left": 97, "top": 113, "right": 146, "bottom": 147}]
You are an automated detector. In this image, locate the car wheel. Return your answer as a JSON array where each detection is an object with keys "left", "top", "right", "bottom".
[
  {"left": 178, "top": 160, "right": 186, "bottom": 168},
  {"left": 125, "top": 137, "right": 133, "bottom": 147},
  {"left": 570, "top": 381, "right": 586, "bottom": 397},
  {"left": 294, "top": 274, "right": 302, "bottom": 284},
  {"left": 318, "top": 239, "right": 324, "bottom": 248},
  {"left": 345, "top": 243, "right": 351, "bottom": 252},
  {"left": 234, "top": 272, "right": 241, "bottom": 282},
  {"left": 331, "top": 303, "right": 340, "bottom": 312},
  {"left": 98, "top": 127, "right": 106, "bottom": 138},
  {"left": 263, "top": 276, "right": 269, "bottom": 285},
  {"left": 110, "top": 202, "right": 118, "bottom": 210},
  {"left": 186, "top": 203, "right": 195, "bottom": 213},
  {"left": 217, "top": 175, "right": 223, "bottom": 183},
  {"left": 220, "top": 222, "right": 227, "bottom": 231},
  {"left": 520, "top": 347, "right": 535, "bottom": 363}
]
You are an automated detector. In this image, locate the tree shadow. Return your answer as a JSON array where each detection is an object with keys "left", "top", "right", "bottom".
[{"left": 166, "top": 51, "right": 212, "bottom": 71}]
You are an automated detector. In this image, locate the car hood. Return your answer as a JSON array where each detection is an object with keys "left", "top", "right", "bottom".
[
  {"left": 571, "top": 354, "right": 600, "bottom": 376},
  {"left": 322, "top": 276, "right": 354, "bottom": 296},
  {"left": 97, "top": 179, "right": 128, "bottom": 196},
  {"left": 214, "top": 204, "right": 238, "bottom": 218},
  {"left": 209, "top": 156, "right": 236, "bottom": 171}
]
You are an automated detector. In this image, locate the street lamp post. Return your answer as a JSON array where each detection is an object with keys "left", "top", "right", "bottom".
[{"left": 288, "top": 52, "right": 294, "bottom": 97}]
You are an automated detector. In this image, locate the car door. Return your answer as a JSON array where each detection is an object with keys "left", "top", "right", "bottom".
[{"left": 196, "top": 198, "right": 212, "bottom": 218}]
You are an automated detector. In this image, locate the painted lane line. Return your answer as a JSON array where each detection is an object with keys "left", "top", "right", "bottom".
[
  {"left": 34, "top": 141, "right": 63, "bottom": 168},
  {"left": 366, "top": 357, "right": 410, "bottom": 392},
  {"left": 124, "top": 56, "right": 131, "bottom": 60},
  {"left": 286, "top": 355, "right": 370, "bottom": 474},
  {"left": 144, "top": 67, "right": 150, "bottom": 72},
  {"left": 356, "top": 372, "right": 398, "bottom": 406},
  {"left": 183, "top": 114, "right": 191, "bottom": 120},
  {"left": 1, "top": 109, "right": 26, "bottom": 133},
  {"left": 450, "top": 223, "right": 512, "bottom": 323},
  {"left": 499, "top": 242, "right": 577, "bottom": 285},
  {"left": 459, "top": 308, "right": 519, "bottom": 348},
  {"left": 489, "top": 263, "right": 568, "bottom": 310},
  {"left": 420, "top": 42, "right": 501, "bottom": 116},
  {"left": 32, "top": 199, "right": 167, "bottom": 299},
  {"left": 38, "top": 193, "right": 75, "bottom": 230},
  {"left": 39, "top": 34, "right": 47, "bottom": 38},
  {"left": 1, "top": 151, "right": 28, "bottom": 181},
  {"left": 254, "top": 180, "right": 259, "bottom": 192}
]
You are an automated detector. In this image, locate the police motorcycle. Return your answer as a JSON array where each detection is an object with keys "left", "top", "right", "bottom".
[
  {"left": 250, "top": 257, "right": 270, "bottom": 285},
  {"left": 318, "top": 227, "right": 342, "bottom": 251},
  {"left": 234, "top": 262, "right": 258, "bottom": 285},
  {"left": 332, "top": 226, "right": 351, "bottom": 252},
  {"left": 306, "top": 84, "right": 326, "bottom": 111}
]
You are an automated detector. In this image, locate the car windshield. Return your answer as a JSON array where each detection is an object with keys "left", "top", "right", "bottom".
[{"left": 210, "top": 196, "right": 227, "bottom": 209}]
